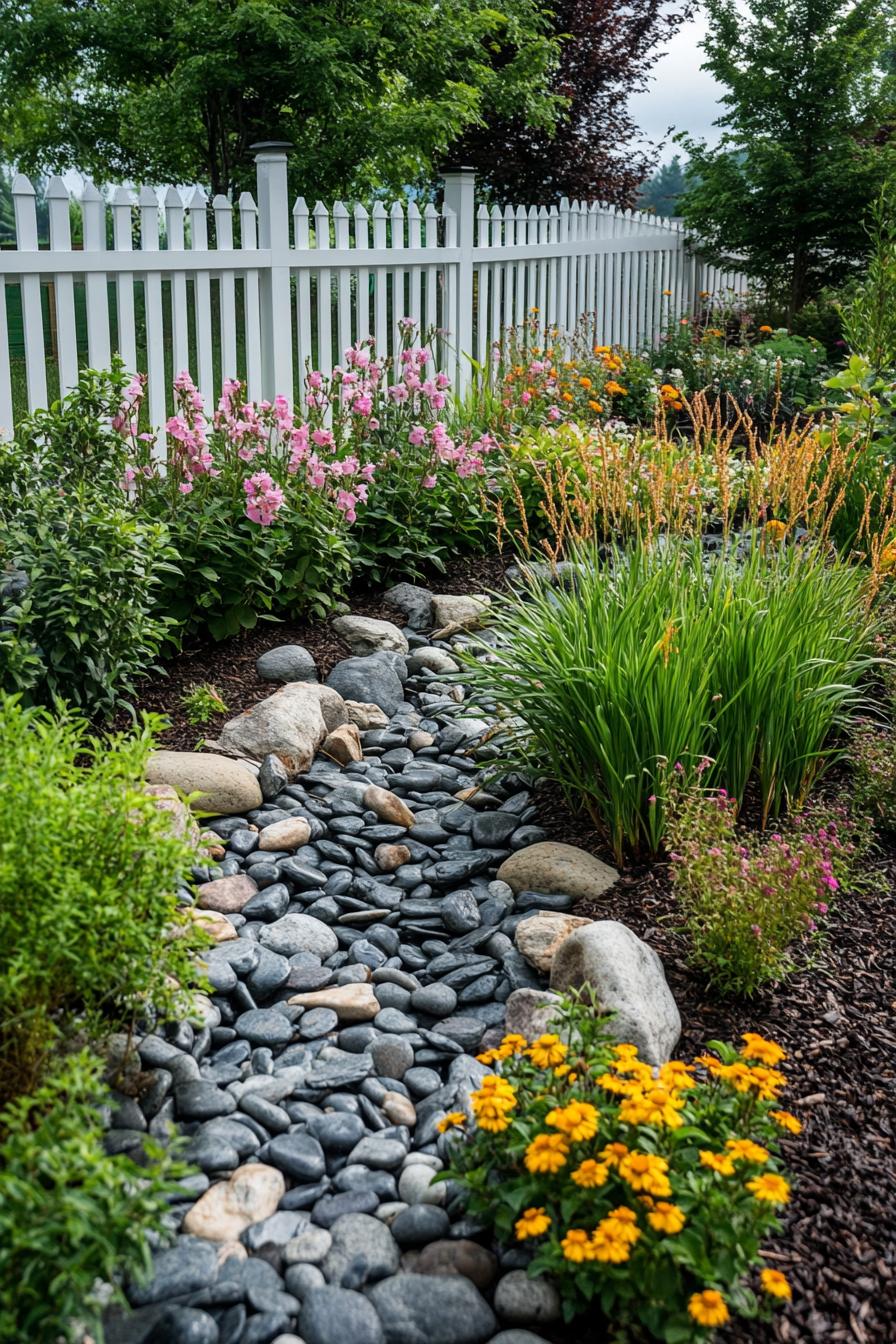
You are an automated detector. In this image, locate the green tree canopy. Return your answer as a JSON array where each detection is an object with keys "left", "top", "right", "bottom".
[
  {"left": 637, "top": 156, "right": 690, "bottom": 216},
  {"left": 0, "top": 0, "right": 562, "bottom": 200},
  {"left": 677, "top": 0, "right": 896, "bottom": 314}
]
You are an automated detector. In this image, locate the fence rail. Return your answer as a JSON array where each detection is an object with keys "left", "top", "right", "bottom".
[{"left": 0, "top": 144, "right": 749, "bottom": 437}]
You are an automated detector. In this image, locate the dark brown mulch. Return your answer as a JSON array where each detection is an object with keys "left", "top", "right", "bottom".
[
  {"left": 119, "top": 550, "right": 509, "bottom": 750},
  {"left": 536, "top": 783, "right": 896, "bottom": 1344}
]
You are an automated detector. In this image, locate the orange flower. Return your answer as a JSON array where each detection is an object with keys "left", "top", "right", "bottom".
[
  {"left": 740, "top": 1033, "right": 786, "bottom": 1066},
  {"left": 770, "top": 1109, "right": 803, "bottom": 1135},
  {"left": 760, "top": 1268, "right": 792, "bottom": 1299},
  {"left": 571, "top": 1159, "right": 610, "bottom": 1188}
]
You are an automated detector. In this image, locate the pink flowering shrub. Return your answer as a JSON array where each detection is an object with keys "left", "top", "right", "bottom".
[
  {"left": 666, "top": 785, "right": 853, "bottom": 996},
  {"left": 121, "top": 372, "right": 361, "bottom": 640}
]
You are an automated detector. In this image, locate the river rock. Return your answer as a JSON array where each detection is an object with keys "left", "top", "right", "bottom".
[
  {"left": 493, "top": 1271, "right": 561, "bottom": 1326},
  {"left": 430, "top": 595, "right": 490, "bottom": 631},
  {"left": 319, "top": 1212, "right": 400, "bottom": 1285},
  {"left": 497, "top": 842, "right": 618, "bottom": 903},
  {"left": 322, "top": 723, "right": 363, "bottom": 765},
  {"left": 345, "top": 701, "right": 390, "bottom": 730},
  {"left": 514, "top": 912, "right": 593, "bottom": 972},
  {"left": 550, "top": 920, "right": 681, "bottom": 1065},
  {"left": 333, "top": 615, "right": 409, "bottom": 656},
  {"left": 259, "top": 816, "right": 312, "bottom": 850},
  {"left": 217, "top": 683, "right": 348, "bottom": 775},
  {"left": 196, "top": 874, "right": 258, "bottom": 914},
  {"left": 383, "top": 582, "right": 434, "bottom": 631},
  {"left": 300, "top": 1285, "right": 385, "bottom": 1344},
  {"left": 326, "top": 657, "right": 405, "bottom": 717},
  {"left": 182, "top": 1163, "right": 285, "bottom": 1242},
  {"left": 367, "top": 1274, "right": 495, "bottom": 1344},
  {"left": 146, "top": 751, "right": 262, "bottom": 814},
  {"left": 288, "top": 983, "right": 379, "bottom": 1021},
  {"left": 256, "top": 644, "right": 318, "bottom": 683},
  {"left": 260, "top": 914, "right": 339, "bottom": 960},
  {"left": 413, "top": 1239, "right": 497, "bottom": 1290},
  {"left": 362, "top": 786, "right": 415, "bottom": 829}
]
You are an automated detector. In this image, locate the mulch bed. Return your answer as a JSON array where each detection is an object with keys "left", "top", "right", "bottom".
[
  {"left": 125, "top": 548, "right": 895, "bottom": 1342},
  {"left": 538, "top": 785, "right": 896, "bottom": 1344}
]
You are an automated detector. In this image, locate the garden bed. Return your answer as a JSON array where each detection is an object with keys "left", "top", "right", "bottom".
[{"left": 118, "top": 554, "right": 896, "bottom": 1344}]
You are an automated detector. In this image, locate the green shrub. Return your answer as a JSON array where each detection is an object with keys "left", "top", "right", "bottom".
[
  {"left": 461, "top": 538, "right": 877, "bottom": 862},
  {"left": 666, "top": 787, "right": 852, "bottom": 995},
  {"left": 0, "top": 696, "right": 206, "bottom": 1103},
  {"left": 0, "top": 1051, "right": 185, "bottom": 1344},
  {"left": 0, "top": 484, "right": 175, "bottom": 716},
  {"left": 445, "top": 995, "right": 798, "bottom": 1342}
]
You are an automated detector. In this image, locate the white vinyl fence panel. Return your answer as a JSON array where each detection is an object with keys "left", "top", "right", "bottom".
[{"left": 0, "top": 146, "right": 751, "bottom": 436}]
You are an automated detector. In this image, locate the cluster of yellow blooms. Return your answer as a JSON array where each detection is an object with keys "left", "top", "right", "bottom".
[{"left": 464, "top": 1031, "right": 798, "bottom": 1320}]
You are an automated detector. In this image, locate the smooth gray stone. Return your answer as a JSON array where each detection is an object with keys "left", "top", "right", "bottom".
[
  {"left": 130, "top": 1238, "right": 220, "bottom": 1306},
  {"left": 266, "top": 1132, "right": 327, "bottom": 1181},
  {"left": 243, "top": 1210, "right": 309, "bottom": 1251},
  {"left": 305, "top": 1111, "right": 366, "bottom": 1153},
  {"left": 173, "top": 1082, "right": 236, "bottom": 1121},
  {"left": 346, "top": 1136, "right": 406, "bottom": 1169},
  {"left": 312, "top": 1190, "right": 380, "bottom": 1227},
  {"left": 234, "top": 1009, "right": 295, "bottom": 1047},
  {"left": 257, "top": 644, "right": 318, "bottom": 682},
  {"left": 300, "top": 1286, "right": 385, "bottom": 1344},
  {"left": 319, "top": 1211, "right": 400, "bottom": 1286},
  {"left": 145, "top": 1307, "right": 219, "bottom": 1344},
  {"left": 389, "top": 1204, "right": 451, "bottom": 1247},
  {"left": 367, "top": 1274, "right": 495, "bottom": 1344},
  {"left": 370, "top": 1034, "right": 415, "bottom": 1081}
]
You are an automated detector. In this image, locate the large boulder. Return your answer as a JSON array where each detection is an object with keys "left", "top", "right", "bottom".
[
  {"left": 514, "top": 912, "right": 593, "bottom": 973},
  {"left": 217, "top": 683, "right": 348, "bottom": 776},
  {"left": 431, "top": 594, "right": 490, "bottom": 631},
  {"left": 326, "top": 657, "right": 405, "bottom": 716},
  {"left": 497, "top": 842, "right": 618, "bottom": 904},
  {"left": 256, "top": 644, "right": 318, "bottom": 683},
  {"left": 146, "top": 751, "right": 262, "bottom": 814},
  {"left": 332, "top": 615, "right": 409, "bottom": 656},
  {"left": 502, "top": 989, "right": 564, "bottom": 1042},
  {"left": 550, "top": 920, "right": 681, "bottom": 1065},
  {"left": 383, "top": 582, "right": 434, "bottom": 631}
]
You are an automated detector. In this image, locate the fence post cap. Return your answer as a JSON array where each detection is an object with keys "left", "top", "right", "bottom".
[{"left": 251, "top": 140, "right": 293, "bottom": 157}]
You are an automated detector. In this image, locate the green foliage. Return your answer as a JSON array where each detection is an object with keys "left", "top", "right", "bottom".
[
  {"left": 851, "top": 720, "right": 896, "bottom": 829},
  {"left": 0, "top": 1051, "right": 186, "bottom": 1344},
  {"left": 637, "top": 156, "right": 690, "bottom": 217},
  {"left": 677, "top": 0, "right": 896, "bottom": 314},
  {"left": 445, "top": 995, "right": 797, "bottom": 1342},
  {"left": 0, "top": 696, "right": 207, "bottom": 1103},
  {"left": 840, "top": 180, "right": 896, "bottom": 373},
  {"left": 460, "top": 539, "right": 877, "bottom": 862},
  {"left": 180, "top": 682, "right": 228, "bottom": 725},
  {"left": 666, "top": 788, "right": 853, "bottom": 995},
  {"left": 0, "top": 0, "right": 561, "bottom": 200}
]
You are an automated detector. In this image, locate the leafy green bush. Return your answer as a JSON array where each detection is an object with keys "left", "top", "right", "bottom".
[
  {"left": 667, "top": 787, "right": 852, "bottom": 995},
  {"left": 0, "top": 696, "right": 206, "bottom": 1103},
  {"left": 444, "top": 995, "right": 799, "bottom": 1342},
  {"left": 0, "top": 1051, "right": 185, "bottom": 1344},
  {"left": 461, "top": 538, "right": 877, "bottom": 862}
]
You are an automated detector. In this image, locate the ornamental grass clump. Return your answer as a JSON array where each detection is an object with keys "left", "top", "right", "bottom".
[
  {"left": 443, "top": 994, "right": 799, "bottom": 1342},
  {"left": 461, "top": 537, "right": 877, "bottom": 861},
  {"left": 666, "top": 787, "right": 853, "bottom": 995}
]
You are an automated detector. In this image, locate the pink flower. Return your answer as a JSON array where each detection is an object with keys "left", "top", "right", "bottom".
[
  {"left": 422, "top": 474, "right": 437, "bottom": 489},
  {"left": 244, "top": 470, "right": 284, "bottom": 526},
  {"left": 408, "top": 426, "right": 427, "bottom": 447}
]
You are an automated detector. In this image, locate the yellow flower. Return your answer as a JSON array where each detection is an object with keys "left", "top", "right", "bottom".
[
  {"left": 744, "top": 1065, "right": 788, "bottom": 1100},
  {"left": 571, "top": 1159, "right": 610, "bottom": 1188},
  {"left": 526, "top": 1034, "right": 567, "bottom": 1068},
  {"left": 524, "top": 1133, "right": 570, "bottom": 1174},
  {"left": 688, "top": 1290, "right": 730, "bottom": 1327},
  {"left": 618, "top": 1150, "right": 672, "bottom": 1197},
  {"left": 470, "top": 1076, "right": 517, "bottom": 1132},
  {"left": 436, "top": 1111, "right": 466, "bottom": 1134},
  {"left": 879, "top": 540, "right": 896, "bottom": 571},
  {"left": 605, "top": 380, "right": 628, "bottom": 396},
  {"left": 594, "top": 344, "right": 610, "bottom": 354},
  {"left": 588, "top": 399, "right": 604, "bottom": 413},
  {"left": 545, "top": 1101, "right": 599, "bottom": 1143},
  {"left": 599, "top": 1141, "right": 629, "bottom": 1168},
  {"left": 498, "top": 1033, "right": 528, "bottom": 1057},
  {"left": 747, "top": 1173, "right": 791, "bottom": 1204},
  {"left": 514, "top": 1207, "right": 551, "bottom": 1240},
  {"left": 760, "top": 1268, "right": 792, "bottom": 1299},
  {"left": 476, "top": 1048, "right": 501, "bottom": 1065},
  {"left": 759, "top": 324, "right": 774, "bottom": 334},
  {"left": 763, "top": 519, "right": 787, "bottom": 543},
  {"left": 553, "top": 1063, "right": 571, "bottom": 1079},
  {"left": 561, "top": 1229, "right": 594, "bottom": 1262},
  {"left": 602, "top": 1205, "right": 641, "bottom": 1243},
  {"left": 770, "top": 1109, "right": 803, "bottom": 1135},
  {"left": 471, "top": 1100, "right": 513, "bottom": 1133},
  {"left": 700, "top": 1150, "right": 735, "bottom": 1177},
  {"left": 598, "top": 1072, "right": 639, "bottom": 1095},
  {"left": 647, "top": 1201, "right": 686, "bottom": 1234},
  {"left": 726, "top": 1138, "right": 770, "bottom": 1164},
  {"left": 619, "top": 1086, "right": 685, "bottom": 1129},
  {"left": 658, "top": 1061, "right": 696, "bottom": 1091},
  {"left": 740, "top": 1033, "right": 786, "bottom": 1066},
  {"left": 662, "top": 289, "right": 672, "bottom": 296},
  {"left": 579, "top": 376, "right": 592, "bottom": 389},
  {"left": 590, "top": 1228, "right": 635, "bottom": 1263}
]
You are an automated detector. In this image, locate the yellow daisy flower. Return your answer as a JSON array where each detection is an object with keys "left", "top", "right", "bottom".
[
  {"left": 514, "top": 1207, "right": 551, "bottom": 1240},
  {"left": 688, "top": 1290, "right": 730, "bottom": 1327}
]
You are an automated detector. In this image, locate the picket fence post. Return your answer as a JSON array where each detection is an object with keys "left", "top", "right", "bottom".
[
  {"left": 441, "top": 166, "right": 476, "bottom": 399},
  {"left": 253, "top": 141, "right": 294, "bottom": 400}
]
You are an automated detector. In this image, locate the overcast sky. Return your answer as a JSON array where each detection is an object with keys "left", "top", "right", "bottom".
[{"left": 628, "top": 14, "right": 726, "bottom": 158}]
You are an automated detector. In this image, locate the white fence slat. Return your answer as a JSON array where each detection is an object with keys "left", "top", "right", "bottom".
[
  {"left": 354, "top": 203, "right": 371, "bottom": 343},
  {"left": 46, "top": 177, "right": 79, "bottom": 397},
  {"left": 372, "top": 203, "right": 388, "bottom": 360},
  {"left": 424, "top": 203, "right": 439, "bottom": 338},
  {"left": 476, "top": 204, "right": 490, "bottom": 370},
  {"left": 389, "top": 201, "right": 405, "bottom": 367},
  {"left": 138, "top": 186, "right": 166, "bottom": 450},
  {"left": 238, "top": 191, "right": 262, "bottom": 400},
  {"left": 489, "top": 205, "right": 503, "bottom": 365},
  {"left": 214, "top": 194, "right": 238, "bottom": 384},
  {"left": 514, "top": 204, "right": 527, "bottom": 328},
  {"left": 407, "top": 201, "right": 422, "bottom": 335},
  {"left": 312, "top": 201, "right": 333, "bottom": 379},
  {"left": 292, "top": 197, "right": 312, "bottom": 383},
  {"left": 442, "top": 205, "right": 457, "bottom": 378},
  {"left": 164, "top": 187, "right": 189, "bottom": 378},
  {"left": 13, "top": 174, "right": 47, "bottom": 411},
  {"left": 333, "top": 202, "right": 352, "bottom": 360},
  {"left": 111, "top": 186, "right": 138, "bottom": 377},
  {"left": 188, "top": 187, "right": 214, "bottom": 405}
]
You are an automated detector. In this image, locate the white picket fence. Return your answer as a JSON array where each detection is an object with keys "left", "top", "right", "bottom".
[{"left": 0, "top": 143, "right": 749, "bottom": 435}]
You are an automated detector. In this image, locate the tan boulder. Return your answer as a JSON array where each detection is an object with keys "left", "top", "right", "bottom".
[
  {"left": 322, "top": 723, "right": 363, "bottom": 765},
  {"left": 196, "top": 874, "right": 258, "bottom": 914},
  {"left": 344, "top": 701, "right": 390, "bottom": 730},
  {"left": 258, "top": 816, "right": 312, "bottom": 851},
  {"left": 363, "top": 784, "right": 415, "bottom": 829},
  {"left": 185, "top": 907, "right": 238, "bottom": 942},
  {"left": 497, "top": 841, "right": 618, "bottom": 904},
  {"left": 287, "top": 983, "right": 379, "bottom": 1022},
  {"left": 182, "top": 1163, "right": 285, "bottom": 1242},
  {"left": 146, "top": 751, "right": 262, "bottom": 814},
  {"left": 145, "top": 783, "right": 202, "bottom": 847},
  {"left": 217, "top": 683, "right": 348, "bottom": 776},
  {"left": 515, "top": 912, "right": 593, "bottom": 973}
]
